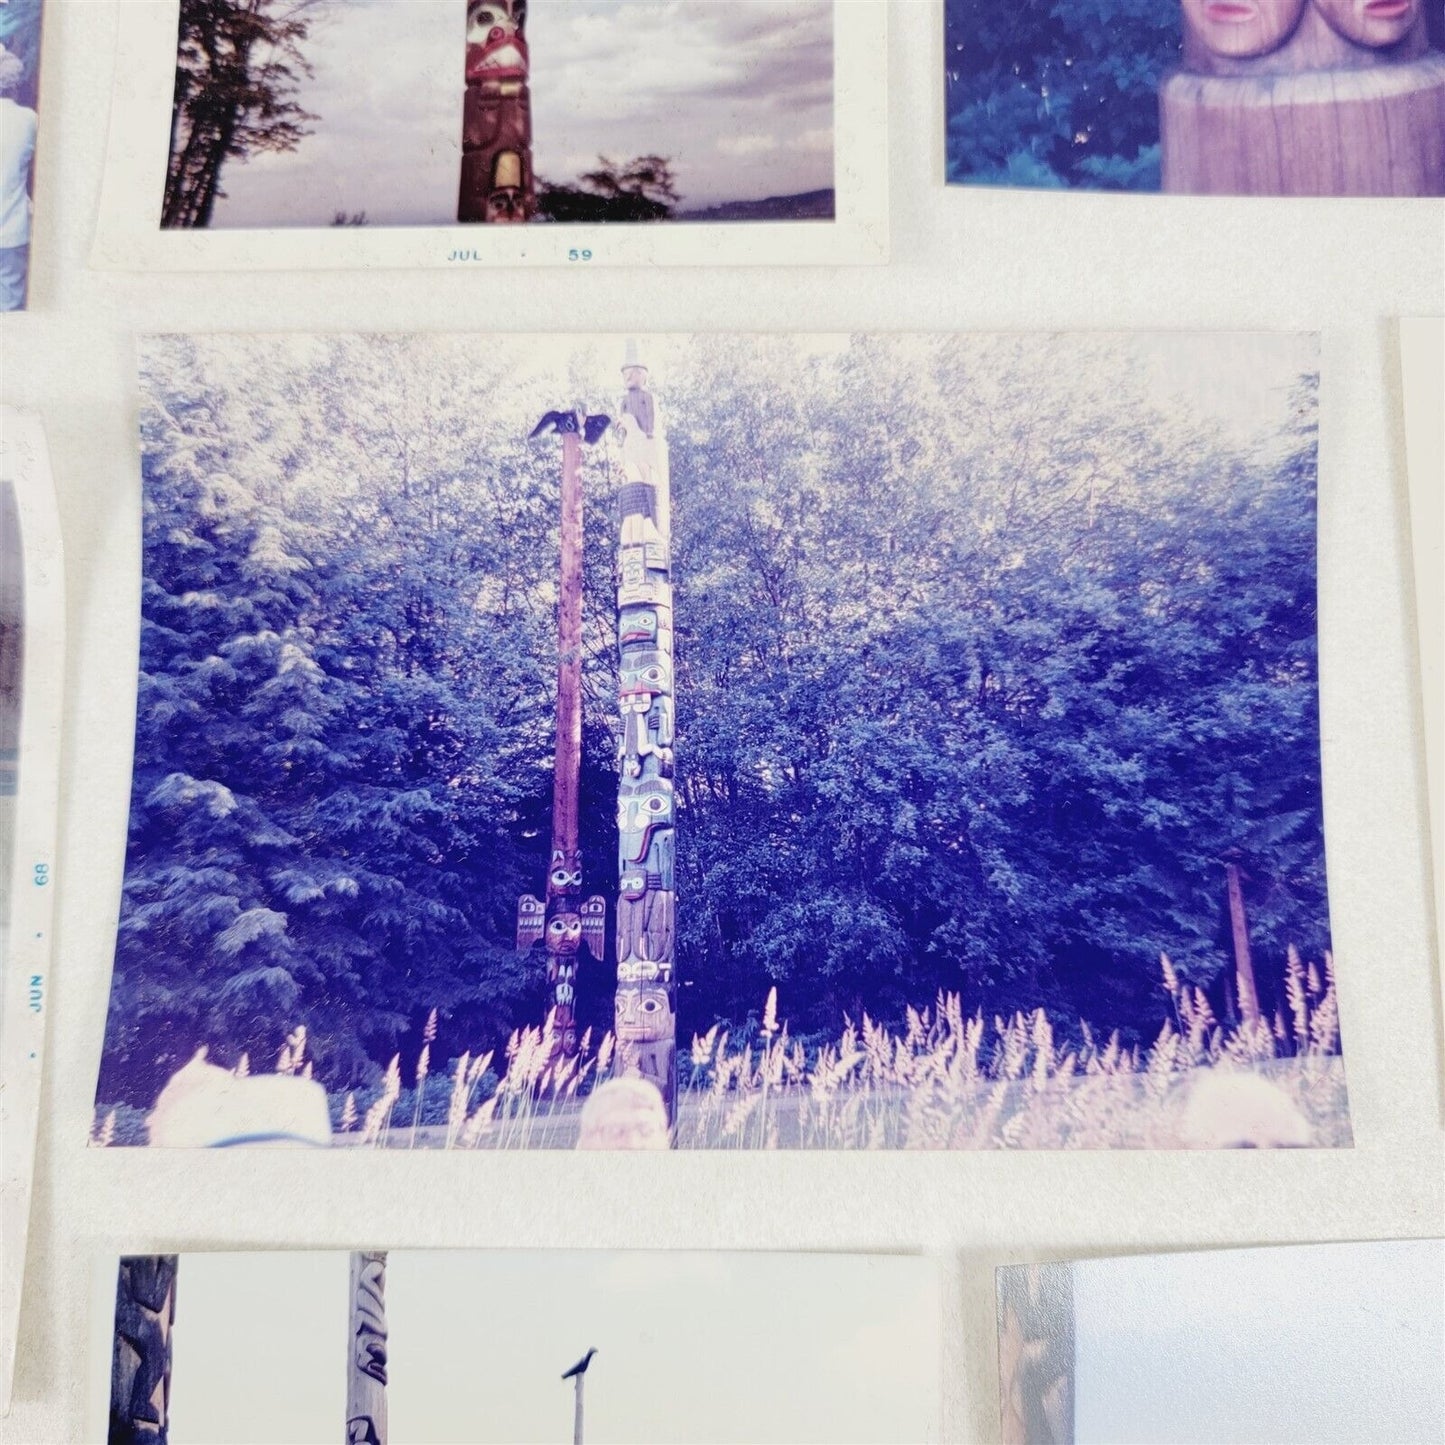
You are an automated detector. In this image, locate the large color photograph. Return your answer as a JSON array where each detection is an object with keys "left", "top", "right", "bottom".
[
  {"left": 91, "top": 331, "right": 1345, "bottom": 1151},
  {"left": 103, "top": 1250, "right": 938, "bottom": 1445},
  {"left": 945, "top": 0, "right": 1445, "bottom": 195},
  {"left": 160, "top": 0, "right": 836, "bottom": 229}
]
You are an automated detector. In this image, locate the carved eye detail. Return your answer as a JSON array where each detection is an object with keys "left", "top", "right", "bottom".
[
  {"left": 643, "top": 795, "right": 668, "bottom": 815},
  {"left": 640, "top": 997, "right": 662, "bottom": 1014}
]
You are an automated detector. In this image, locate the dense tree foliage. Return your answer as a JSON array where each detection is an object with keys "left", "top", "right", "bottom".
[
  {"left": 945, "top": 0, "right": 1181, "bottom": 190},
  {"left": 98, "top": 335, "right": 1329, "bottom": 1106},
  {"left": 537, "top": 155, "right": 679, "bottom": 224},
  {"left": 162, "top": 0, "right": 324, "bottom": 228}
]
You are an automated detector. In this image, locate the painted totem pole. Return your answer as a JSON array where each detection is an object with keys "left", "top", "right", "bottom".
[
  {"left": 108, "top": 1256, "right": 178, "bottom": 1445},
  {"left": 459, "top": 0, "right": 536, "bottom": 222},
  {"left": 519, "top": 410, "right": 612, "bottom": 1058},
  {"left": 1161, "top": 0, "right": 1445, "bottom": 194},
  {"left": 345, "top": 1251, "right": 389, "bottom": 1445},
  {"left": 611, "top": 345, "right": 679, "bottom": 1123}
]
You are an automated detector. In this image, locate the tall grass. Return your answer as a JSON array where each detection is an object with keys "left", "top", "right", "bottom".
[{"left": 95, "top": 951, "right": 1348, "bottom": 1149}]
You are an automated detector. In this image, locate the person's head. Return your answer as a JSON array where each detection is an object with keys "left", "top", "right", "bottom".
[
  {"left": 575, "top": 1076, "right": 669, "bottom": 1149},
  {"left": 147, "top": 1048, "right": 333, "bottom": 1147},
  {"left": 1181, "top": 0, "right": 1308, "bottom": 56},
  {"left": 0, "top": 46, "right": 24, "bottom": 97},
  {"left": 1178, "top": 1070, "right": 1312, "bottom": 1148},
  {"left": 1312, "top": 0, "right": 1421, "bottom": 47}
]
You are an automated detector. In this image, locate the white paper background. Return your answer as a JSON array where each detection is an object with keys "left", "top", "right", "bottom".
[
  {"left": 1, "top": 2, "right": 1443, "bottom": 1441},
  {"left": 1071, "top": 1240, "right": 1445, "bottom": 1443}
]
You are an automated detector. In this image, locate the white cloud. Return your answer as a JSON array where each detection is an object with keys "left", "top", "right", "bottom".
[{"left": 715, "top": 133, "right": 781, "bottom": 157}]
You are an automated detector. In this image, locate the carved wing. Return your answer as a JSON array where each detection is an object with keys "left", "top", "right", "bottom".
[
  {"left": 516, "top": 894, "right": 545, "bottom": 951},
  {"left": 579, "top": 895, "right": 608, "bottom": 960}
]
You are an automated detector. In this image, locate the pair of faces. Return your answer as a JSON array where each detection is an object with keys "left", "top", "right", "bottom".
[{"left": 1184, "top": 0, "right": 1421, "bottom": 57}]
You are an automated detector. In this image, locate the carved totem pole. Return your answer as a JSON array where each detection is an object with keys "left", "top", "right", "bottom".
[
  {"left": 345, "top": 1251, "right": 389, "bottom": 1445},
  {"left": 519, "top": 410, "right": 611, "bottom": 1058},
  {"left": 1161, "top": 0, "right": 1445, "bottom": 195},
  {"left": 611, "top": 345, "right": 679, "bottom": 1124},
  {"left": 459, "top": 0, "right": 536, "bottom": 222},
  {"left": 108, "top": 1256, "right": 178, "bottom": 1445}
]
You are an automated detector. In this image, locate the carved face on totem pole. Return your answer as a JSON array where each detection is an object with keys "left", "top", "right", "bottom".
[
  {"left": 1313, "top": 0, "right": 1421, "bottom": 46},
  {"left": 617, "top": 777, "right": 675, "bottom": 870},
  {"left": 615, "top": 980, "right": 675, "bottom": 1043},
  {"left": 485, "top": 151, "right": 527, "bottom": 223},
  {"left": 466, "top": 0, "right": 529, "bottom": 82},
  {"left": 1180, "top": 0, "right": 1308, "bottom": 56},
  {"left": 548, "top": 848, "right": 582, "bottom": 898},
  {"left": 619, "top": 604, "right": 664, "bottom": 647}
]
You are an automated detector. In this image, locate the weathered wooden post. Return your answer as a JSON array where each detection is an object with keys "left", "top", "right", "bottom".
[
  {"left": 561, "top": 1348, "right": 597, "bottom": 1444},
  {"left": 1223, "top": 860, "right": 1262, "bottom": 1029},
  {"left": 1160, "top": 0, "right": 1445, "bottom": 195},
  {"left": 459, "top": 0, "right": 536, "bottom": 222},
  {"left": 109, "top": 1256, "right": 178, "bottom": 1445},
  {"left": 345, "top": 1251, "right": 388, "bottom": 1445},
  {"left": 611, "top": 345, "right": 679, "bottom": 1125},
  {"left": 520, "top": 411, "right": 610, "bottom": 1058}
]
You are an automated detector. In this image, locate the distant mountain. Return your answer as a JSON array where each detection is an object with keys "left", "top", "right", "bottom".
[{"left": 675, "top": 189, "right": 836, "bottom": 223}]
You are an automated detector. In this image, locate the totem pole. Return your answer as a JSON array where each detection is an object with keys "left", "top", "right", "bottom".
[
  {"left": 519, "top": 410, "right": 611, "bottom": 1058},
  {"left": 108, "top": 1256, "right": 178, "bottom": 1445},
  {"left": 459, "top": 0, "right": 536, "bottom": 222},
  {"left": 611, "top": 344, "right": 679, "bottom": 1124},
  {"left": 345, "top": 1251, "right": 388, "bottom": 1445},
  {"left": 1161, "top": 0, "right": 1445, "bottom": 195}
]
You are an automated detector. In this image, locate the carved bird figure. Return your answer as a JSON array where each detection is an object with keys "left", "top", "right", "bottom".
[
  {"left": 530, "top": 409, "right": 579, "bottom": 438},
  {"left": 529, "top": 410, "right": 612, "bottom": 444},
  {"left": 562, "top": 1347, "right": 598, "bottom": 1380}
]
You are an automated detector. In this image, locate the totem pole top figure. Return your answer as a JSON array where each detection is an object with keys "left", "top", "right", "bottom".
[{"left": 466, "top": 0, "right": 529, "bottom": 84}]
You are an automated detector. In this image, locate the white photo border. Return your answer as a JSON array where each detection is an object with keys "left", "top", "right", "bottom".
[
  {"left": 0, "top": 408, "right": 65, "bottom": 1413},
  {"left": 91, "top": 0, "right": 889, "bottom": 273}
]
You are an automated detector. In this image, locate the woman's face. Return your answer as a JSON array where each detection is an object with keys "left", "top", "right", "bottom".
[
  {"left": 1181, "top": 0, "right": 1308, "bottom": 56},
  {"left": 1313, "top": 0, "right": 1420, "bottom": 47}
]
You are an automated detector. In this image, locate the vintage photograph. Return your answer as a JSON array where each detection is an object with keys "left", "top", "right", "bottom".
[
  {"left": 160, "top": 0, "right": 835, "bottom": 230},
  {"left": 0, "top": 0, "right": 42, "bottom": 309},
  {"left": 90, "top": 330, "right": 1346, "bottom": 1151},
  {"left": 996, "top": 1240, "right": 1445, "bottom": 1444},
  {"left": 945, "top": 0, "right": 1445, "bottom": 195},
  {"left": 102, "top": 1250, "right": 938, "bottom": 1444}
]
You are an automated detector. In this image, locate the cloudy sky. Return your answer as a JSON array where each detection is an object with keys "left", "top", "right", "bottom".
[
  {"left": 158, "top": 1249, "right": 938, "bottom": 1444},
  {"left": 202, "top": 0, "right": 835, "bottom": 228}
]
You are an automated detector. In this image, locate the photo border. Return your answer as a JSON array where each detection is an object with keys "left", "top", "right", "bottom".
[
  {"left": 0, "top": 408, "right": 65, "bottom": 1411},
  {"left": 90, "top": 0, "right": 889, "bottom": 273}
]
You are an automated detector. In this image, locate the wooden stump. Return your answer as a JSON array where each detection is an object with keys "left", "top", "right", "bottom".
[{"left": 1161, "top": 52, "right": 1445, "bottom": 195}]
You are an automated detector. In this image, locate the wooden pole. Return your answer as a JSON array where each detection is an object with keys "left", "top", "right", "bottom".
[
  {"left": 458, "top": 0, "right": 536, "bottom": 221},
  {"left": 1161, "top": 4, "right": 1445, "bottom": 195},
  {"left": 1224, "top": 862, "right": 1261, "bottom": 1030},
  {"left": 556, "top": 432, "right": 583, "bottom": 872},
  {"left": 612, "top": 344, "right": 679, "bottom": 1125},
  {"left": 109, "top": 1257, "right": 178, "bottom": 1445},
  {"left": 345, "top": 1252, "right": 388, "bottom": 1445},
  {"left": 519, "top": 417, "right": 606, "bottom": 1058},
  {"left": 573, "top": 1373, "right": 585, "bottom": 1445}
]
